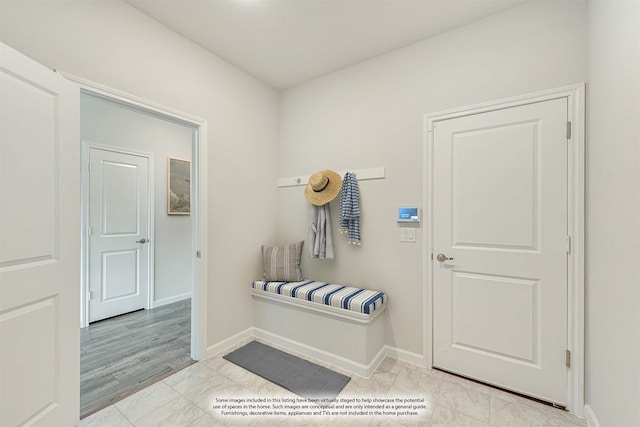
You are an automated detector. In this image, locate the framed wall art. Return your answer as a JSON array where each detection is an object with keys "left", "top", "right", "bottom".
[{"left": 168, "top": 157, "right": 191, "bottom": 215}]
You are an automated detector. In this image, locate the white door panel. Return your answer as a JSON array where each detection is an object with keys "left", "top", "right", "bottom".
[
  {"left": 451, "top": 121, "right": 538, "bottom": 249},
  {"left": 0, "top": 43, "right": 80, "bottom": 426},
  {"left": 433, "top": 98, "right": 568, "bottom": 405},
  {"left": 101, "top": 160, "right": 140, "bottom": 234},
  {"left": 89, "top": 148, "right": 150, "bottom": 322},
  {"left": 451, "top": 272, "right": 539, "bottom": 363}
]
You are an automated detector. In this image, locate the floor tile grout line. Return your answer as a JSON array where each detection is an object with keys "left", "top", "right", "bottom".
[
  {"left": 131, "top": 394, "right": 185, "bottom": 427},
  {"left": 112, "top": 404, "right": 134, "bottom": 426},
  {"left": 436, "top": 379, "right": 493, "bottom": 425},
  {"left": 165, "top": 360, "right": 263, "bottom": 421},
  {"left": 82, "top": 350, "right": 587, "bottom": 427},
  {"left": 162, "top": 366, "right": 210, "bottom": 413},
  {"left": 437, "top": 370, "right": 577, "bottom": 425}
]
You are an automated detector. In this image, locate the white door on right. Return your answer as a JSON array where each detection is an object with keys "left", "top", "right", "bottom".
[{"left": 432, "top": 98, "right": 569, "bottom": 405}]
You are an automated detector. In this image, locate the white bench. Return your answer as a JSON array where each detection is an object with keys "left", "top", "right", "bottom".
[{"left": 251, "top": 280, "right": 388, "bottom": 377}]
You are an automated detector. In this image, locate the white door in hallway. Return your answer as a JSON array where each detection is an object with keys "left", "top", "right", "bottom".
[
  {"left": 88, "top": 147, "right": 151, "bottom": 322},
  {"left": 0, "top": 43, "right": 80, "bottom": 426},
  {"left": 432, "top": 98, "right": 569, "bottom": 405}
]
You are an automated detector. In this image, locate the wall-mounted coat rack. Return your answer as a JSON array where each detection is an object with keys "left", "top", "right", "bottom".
[{"left": 277, "top": 167, "right": 385, "bottom": 188}]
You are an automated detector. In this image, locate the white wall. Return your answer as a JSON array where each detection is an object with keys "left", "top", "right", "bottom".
[
  {"left": 586, "top": 1, "right": 640, "bottom": 425},
  {"left": 277, "top": 0, "right": 587, "bottom": 355},
  {"left": 81, "top": 93, "right": 194, "bottom": 305},
  {"left": 10, "top": 7, "right": 640, "bottom": 424},
  {"left": 0, "top": 0, "right": 280, "bottom": 346}
]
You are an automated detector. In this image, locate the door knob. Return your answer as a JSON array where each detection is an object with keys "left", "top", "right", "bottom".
[
  {"left": 136, "top": 238, "right": 148, "bottom": 244},
  {"left": 436, "top": 253, "right": 453, "bottom": 262}
]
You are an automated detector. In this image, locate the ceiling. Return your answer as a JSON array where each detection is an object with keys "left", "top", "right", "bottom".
[{"left": 125, "top": 0, "right": 529, "bottom": 90}]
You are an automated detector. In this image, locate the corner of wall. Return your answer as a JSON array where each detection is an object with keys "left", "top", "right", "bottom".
[{"left": 583, "top": 405, "right": 602, "bottom": 427}]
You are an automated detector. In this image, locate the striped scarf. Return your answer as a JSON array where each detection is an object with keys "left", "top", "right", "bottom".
[{"left": 339, "top": 172, "right": 361, "bottom": 245}]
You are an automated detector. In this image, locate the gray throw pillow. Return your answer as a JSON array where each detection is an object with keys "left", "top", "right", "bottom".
[{"left": 262, "top": 241, "right": 304, "bottom": 281}]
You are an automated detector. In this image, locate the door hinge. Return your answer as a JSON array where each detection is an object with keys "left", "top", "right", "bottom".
[
  {"left": 88, "top": 291, "right": 95, "bottom": 301},
  {"left": 88, "top": 161, "right": 93, "bottom": 172},
  {"left": 565, "top": 235, "right": 572, "bottom": 253},
  {"left": 196, "top": 250, "right": 201, "bottom": 259},
  {"left": 88, "top": 226, "right": 93, "bottom": 236},
  {"left": 566, "top": 349, "right": 571, "bottom": 368},
  {"left": 566, "top": 121, "right": 572, "bottom": 139}
]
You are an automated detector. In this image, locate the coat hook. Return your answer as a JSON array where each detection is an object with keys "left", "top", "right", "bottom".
[{"left": 296, "top": 177, "right": 301, "bottom": 184}]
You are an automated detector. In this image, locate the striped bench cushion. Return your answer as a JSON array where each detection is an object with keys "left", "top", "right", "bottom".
[{"left": 252, "top": 280, "right": 386, "bottom": 315}]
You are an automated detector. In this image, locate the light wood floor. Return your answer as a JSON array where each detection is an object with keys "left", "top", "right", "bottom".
[{"left": 80, "top": 299, "right": 193, "bottom": 419}]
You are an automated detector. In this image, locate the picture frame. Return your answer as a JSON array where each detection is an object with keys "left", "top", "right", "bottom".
[{"left": 168, "top": 157, "right": 191, "bottom": 215}]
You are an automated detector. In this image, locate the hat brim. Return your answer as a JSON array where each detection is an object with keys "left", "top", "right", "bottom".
[{"left": 304, "top": 170, "right": 342, "bottom": 206}]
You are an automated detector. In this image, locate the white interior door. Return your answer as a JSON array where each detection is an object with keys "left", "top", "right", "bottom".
[
  {"left": 432, "top": 98, "right": 569, "bottom": 405},
  {"left": 0, "top": 43, "right": 80, "bottom": 426},
  {"left": 88, "top": 147, "right": 150, "bottom": 322}
]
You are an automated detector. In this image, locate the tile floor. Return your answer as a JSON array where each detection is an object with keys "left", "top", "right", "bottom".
[{"left": 80, "top": 340, "right": 587, "bottom": 427}]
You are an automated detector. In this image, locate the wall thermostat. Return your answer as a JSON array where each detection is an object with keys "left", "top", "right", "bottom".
[{"left": 398, "top": 206, "right": 420, "bottom": 223}]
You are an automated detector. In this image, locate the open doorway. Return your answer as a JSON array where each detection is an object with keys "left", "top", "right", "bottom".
[{"left": 75, "top": 84, "right": 207, "bottom": 417}]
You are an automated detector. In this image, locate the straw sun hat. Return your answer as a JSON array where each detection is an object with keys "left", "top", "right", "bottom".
[{"left": 304, "top": 170, "right": 342, "bottom": 206}]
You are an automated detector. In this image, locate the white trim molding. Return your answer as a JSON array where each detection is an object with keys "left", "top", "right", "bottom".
[
  {"left": 584, "top": 405, "right": 602, "bottom": 427},
  {"left": 205, "top": 327, "right": 255, "bottom": 359},
  {"left": 67, "top": 72, "right": 209, "bottom": 361},
  {"left": 58, "top": 72, "right": 205, "bottom": 127},
  {"left": 80, "top": 142, "right": 155, "bottom": 327},
  {"left": 422, "top": 83, "right": 585, "bottom": 415},
  {"left": 204, "top": 327, "right": 424, "bottom": 380},
  {"left": 383, "top": 346, "right": 426, "bottom": 369},
  {"left": 153, "top": 292, "right": 192, "bottom": 308}
]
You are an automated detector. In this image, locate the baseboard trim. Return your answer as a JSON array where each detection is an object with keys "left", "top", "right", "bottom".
[
  {"left": 204, "top": 327, "right": 423, "bottom": 379},
  {"left": 152, "top": 292, "right": 191, "bottom": 308},
  {"left": 205, "top": 327, "right": 254, "bottom": 359},
  {"left": 584, "top": 405, "right": 602, "bottom": 427},
  {"left": 205, "top": 330, "right": 594, "bottom": 423},
  {"left": 383, "top": 345, "right": 426, "bottom": 368}
]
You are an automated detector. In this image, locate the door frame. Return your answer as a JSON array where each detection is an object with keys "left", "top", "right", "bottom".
[
  {"left": 423, "top": 83, "right": 585, "bottom": 415},
  {"left": 82, "top": 143, "right": 155, "bottom": 323},
  {"left": 69, "top": 73, "right": 209, "bottom": 360}
]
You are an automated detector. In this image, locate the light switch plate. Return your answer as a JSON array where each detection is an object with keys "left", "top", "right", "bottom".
[{"left": 400, "top": 228, "right": 416, "bottom": 242}]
